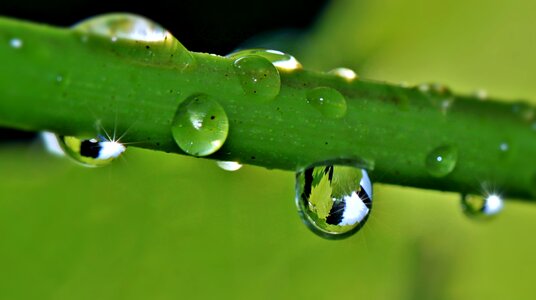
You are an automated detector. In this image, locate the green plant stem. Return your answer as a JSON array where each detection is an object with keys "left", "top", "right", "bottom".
[{"left": 0, "top": 16, "right": 535, "bottom": 200}]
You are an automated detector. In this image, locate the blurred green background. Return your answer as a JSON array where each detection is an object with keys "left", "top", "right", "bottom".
[{"left": 2, "top": 0, "right": 536, "bottom": 299}]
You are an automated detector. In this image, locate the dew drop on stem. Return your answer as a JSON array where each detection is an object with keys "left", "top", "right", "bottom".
[
  {"left": 171, "top": 94, "right": 229, "bottom": 157},
  {"left": 228, "top": 48, "right": 302, "bottom": 72},
  {"left": 425, "top": 145, "right": 458, "bottom": 177},
  {"left": 306, "top": 86, "right": 347, "bottom": 119}
]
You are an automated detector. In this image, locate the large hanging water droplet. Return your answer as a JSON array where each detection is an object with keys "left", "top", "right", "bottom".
[
  {"left": 171, "top": 94, "right": 229, "bottom": 156},
  {"left": 228, "top": 48, "right": 302, "bottom": 72},
  {"left": 58, "top": 135, "right": 126, "bottom": 167},
  {"left": 295, "top": 162, "right": 373, "bottom": 239},
  {"left": 461, "top": 194, "right": 504, "bottom": 219},
  {"left": 306, "top": 87, "right": 347, "bottom": 119},
  {"left": 425, "top": 145, "right": 458, "bottom": 177},
  {"left": 233, "top": 55, "right": 281, "bottom": 102}
]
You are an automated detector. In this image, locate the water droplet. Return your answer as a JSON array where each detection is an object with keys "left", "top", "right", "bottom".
[
  {"left": 9, "top": 38, "right": 22, "bottom": 49},
  {"left": 233, "top": 55, "right": 281, "bottom": 102},
  {"left": 228, "top": 48, "right": 302, "bottom": 72},
  {"left": 295, "top": 162, "right": 373, "bottom": 239},
  {"left": 425, "top": 145, "right": 458, "bottom": 177},
  {"left": 216, "top": 161, "right": 242, "bottom": 171},
  {"left": 306, "top": 87, "right": 347, "bottom": 119},
  {"left": 73, "top": 13, "right": 194, "bottom": 68},
  {"left": 328, "top": 68, "right": 358, "bottom": 82},
  {"left": 58, "top": 135, "right": 126, "bottom": 167},
  {"left": 171, "top": 94, "right": 229, "bottom": 156},
  {"left": 461, "top": 193, "right": 504, "bottom": 219},
  {"left": 73, "top": 13, "right": 170, "bottom": 42},
  {"left": 474, "top": 89, "right": 488, "bottom": 100},
  {"left": 40, "top": 131, "right": 65, "bottom": 156},
  {"left": 499, "top": 142, "right": 509, "bottom": 152}
]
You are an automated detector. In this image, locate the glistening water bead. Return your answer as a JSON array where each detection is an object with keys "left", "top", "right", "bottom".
[
  {"left": 425, "top": 145, "right": 458, "bottom": 177},
  {"left": 72, "top": 13, "right": 194, "bottom": 68},
  {"left": 233, "top": 55, "right": 281, "bottom": 102},
  {"left": 58, "top": 135, "right": 126, "bottom": 167},
  {"left": 227, "top": 48, "right": 302, "bottom": 72},
  {"left": 461, "top": 194, "right": 504, "bottom": 219},
  {"left": 295, "top": 163, "right": 373, "bottom": 239},
  {"left": 73, "top": 13, "right": 170, "bottom": 42},
  {"left": 306, "top": 87, "right": 347, "bottom": 119},
  {"left": 171, "top": 94, "right": 229, "bottom": 156}
]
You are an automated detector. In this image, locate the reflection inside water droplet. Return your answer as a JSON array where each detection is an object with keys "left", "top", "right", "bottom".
[
  {"left": 58, "top": 135, "right": 126, "bottom": 167},
  {"left": 295, "top": 162, "right": 373, "bottom": 239},
  {"left": 461, "top": 193, "right": 504, "bottom": 219}
]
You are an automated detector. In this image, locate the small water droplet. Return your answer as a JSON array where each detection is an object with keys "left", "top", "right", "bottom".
[
  {"left": 9, "top": 38, "right": 22, "bottom": 49},
  {"left": 171, "top": 94, "right": 229, "bottom": 156},
  {"left": 296, "top": 162, "right": 373, "bottom": 239},
  {"left": 306, "top": 87, "right": 347, "bottom": 119},
  {"left": 461, "top": 193, "right": 504, "bottom": 219},
  {"left": 228, "top": 48, "right": 302, "bottom": 72},
  {"left": 328, "top": 68, "right": 358, "bottom": 82},
  {"left": 232, "top": 55, "right": 281, "bottom": 102},
  {"left": 216, "top": 161, "right": 242, "bottom": 171},
  {"left": 40, "top": 131, "right": 65, "bottom": 156},
  {"left": 474, "top": 89, "right": 488, "bottom": 100},
  {"left": 58, "top": 135, "right": 126, "bottom": 167},
  {"left": 425, "top": 145, "right": 458, "bottom": 177},
  {"left": 499, "top": 142, "right": 509, "bottom": 152}
]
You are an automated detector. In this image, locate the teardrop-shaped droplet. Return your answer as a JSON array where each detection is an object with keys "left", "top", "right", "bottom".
[
  {"left": 73, "top": 13, "right": 194, "bottom": 68},
  {"left": 171, "top": 94, "right": 229, "bottom": 156},
  {"left": 295, "top": 162, "right": 373, "bottom": 239},
  {"left": 306, "top": 87, "right": 347, "bottom": 119},
  {"left": 233, "top": 55, "right": 281, "bottom": 102},
  {"left": 328, "top": 68, "right": 358, "bottom": 82},
  {"left": 216, "top": 161, "right": 243, "bottom": 171},
  {"left": 228, "top": 48, "right": 302, "bottom": 72},
  {"left": 58, "top": 135, "right": 126, "bottom": 167},
  {"left": 461, "top": 193, "right": 504, "bottom": 219},
  {"left": 425, "top": 145, "right": 458, "bottom": 177}
]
